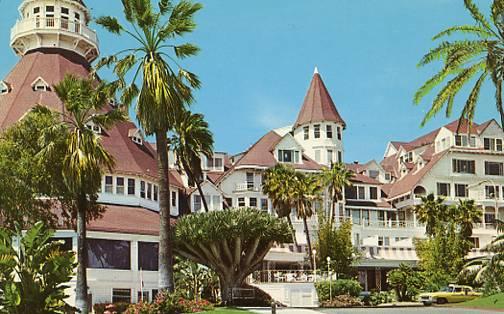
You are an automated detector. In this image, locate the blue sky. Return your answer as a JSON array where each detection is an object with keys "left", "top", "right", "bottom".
[{"left": 0, "top": 0, "right": 498, "bottom": 162}]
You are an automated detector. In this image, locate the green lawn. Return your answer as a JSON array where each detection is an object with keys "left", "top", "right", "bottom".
[
  {"left": 457, "top": 293, "right": 504, "bottom": 310},
  {"left": 202, "top": 308, "right": 251, "bottom": 314}
]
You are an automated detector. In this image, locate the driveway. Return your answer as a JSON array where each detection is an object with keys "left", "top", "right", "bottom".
[{"left": 317, "top": 307, "right": 499, "bottom": 314}]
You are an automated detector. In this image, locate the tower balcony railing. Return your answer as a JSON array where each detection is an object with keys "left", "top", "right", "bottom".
[
  {"left": 235, "top": 182, "right": 261, "bottom": 192},
  {"left": 11, "top": 17, "right": 98, "bottom": 45}
]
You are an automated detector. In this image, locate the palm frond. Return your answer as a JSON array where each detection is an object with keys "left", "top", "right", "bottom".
[
  {"left": 95, "top": 16, "right": 123, "bottom": 34},
  {"left": 433, "top": 25, "right": 494, "bottom": 40},
  {"left": 460, "top": 71, "right": 488, "bottom": 123},
  {"left": 174, "top": 43, "right": 200, "bottom": 59},
  {"left": 464, "top": 0, "right": 493, "bottom": 32}
]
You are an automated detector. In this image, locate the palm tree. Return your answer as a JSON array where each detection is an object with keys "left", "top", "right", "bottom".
[
  {"left": 171, "top": 110, "right": 214, "bottom": 212},
  {"left": 292, "top": 172, "right": 322, "bottom": 269},
  {"left": 37, "top": 75, "right": 126, "bottom": 314},
  {"left": 262, "top": 164, "right": 299, "bottom": 249},
  {"left": 96, "top": 0, "right": 202, "bottom": 292},
  {"left": 415, "top": 0, "right": 504, "bottom": 128},
  {"left": 461, "top": 219, "right": 504, "bottom": 285},
  {"left": 455, "top": 199, "right": 482, "bottom": 239},
  {"left": 414, "top": 193, "right": 448, "bottom": 237},
  {"left": 319, "top": 162, "right": 354, "bottom": 223}
]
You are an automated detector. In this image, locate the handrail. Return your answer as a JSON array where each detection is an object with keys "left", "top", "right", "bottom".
[{"left": 11, "top": 17, "right": 98, "bottom": 44}]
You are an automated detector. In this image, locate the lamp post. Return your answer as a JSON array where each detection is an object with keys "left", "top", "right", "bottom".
[
  {"left": 312, "top": 249, "right": 317, "bottom": 282},
  {"left": 326, "top": 256, "right": 332, "bottom": 302}
]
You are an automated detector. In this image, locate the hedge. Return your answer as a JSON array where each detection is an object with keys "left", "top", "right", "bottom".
[{"left": 315, "top": 279, "right": 362, "bottom": 301}]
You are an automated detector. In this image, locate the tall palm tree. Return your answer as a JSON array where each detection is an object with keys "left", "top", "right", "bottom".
[
  {"left": 455, "top": 199, "right": 483, "bottom": 240},
  {"left": 37, "top": 75, "right": 126, "bottom": 314},
  {"left": 319, "top": 162, "right": 354, "bottom": 223},
  {"left": 292, "top": 172, "right": 322, "bottom": 269},
  {"left": 96, "top": 0, "right": 202, "bottom": 292},
  {"left": 415, "top": 0, "right": 504, "bottom": 128},
  {"left": 171, "top": 110, "right": 214, "bottom": 212},
  {"left": 262, "top": 164, "right": 299, "bottom": 249},
  {"left": 414, "top": 193, "right": 448, "bottom": 237}
]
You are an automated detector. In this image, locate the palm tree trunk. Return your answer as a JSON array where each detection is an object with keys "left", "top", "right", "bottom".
[
  {"left": 185, "top": 164, "right": 209, "bottom": 212},
  {"left": 156, "top": 131, "right": 174, "bottom": 292},
  {"left": 75, "top": 193, "right": 88, "bottom": 314},
  {"left": 286, "top": 215, "right": 300, "bottom": 252},
  {"left": 303, "top": 216, "right": 314, "bottom": 269}
]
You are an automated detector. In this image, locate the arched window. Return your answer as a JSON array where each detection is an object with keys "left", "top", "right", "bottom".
[
  {"left": 0, "top": 81, "right": 10, "bottom": 95},
  {"left": 413, "top": 185, "right": 427, "bottom": 197}
]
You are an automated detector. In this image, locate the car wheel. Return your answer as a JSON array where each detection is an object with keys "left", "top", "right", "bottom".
[
  {"left": 437, "top": 298, "right": 447, "bottom": 305},
  {"left": 422, "top": 302, "right": 432, "bottom": 306}
]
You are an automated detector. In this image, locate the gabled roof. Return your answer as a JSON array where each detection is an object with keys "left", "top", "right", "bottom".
[{"left": 294, "top": 70, "right": 346, "bottom": 128}]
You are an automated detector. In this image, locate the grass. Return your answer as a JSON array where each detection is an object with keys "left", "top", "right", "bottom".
[
  {"left": 456, "top": 293, "right": 504, "bottom": 310},
  {"left": 202, "top": 308, "right": 251, "bottom": 314}
]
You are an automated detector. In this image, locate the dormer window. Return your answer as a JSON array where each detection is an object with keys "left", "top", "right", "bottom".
[
  {"left": 109, "top": 98, "right": 118, "bottom": 108},
  {"left": 128, "top": 128, "right": 144, "bottom": 145},
  {"left": 31, "top": 77, "right": 50, "bottom": 92},
  {"left": 278, "top": 149, "right": 299, "bottom": 163},
  {"left": 0, "top": 81, "right": 10, "bottom": 95},
  {"left": 85, "top": 122, "right": 102, "bottom": 134}
]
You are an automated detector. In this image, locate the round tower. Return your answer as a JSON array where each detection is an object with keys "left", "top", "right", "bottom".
[
  {"left": 293, "top": 68, "right": 346, "bottom": 166},
  {"left": 10, "top": 0, "right": 99, "bottom": 62}
]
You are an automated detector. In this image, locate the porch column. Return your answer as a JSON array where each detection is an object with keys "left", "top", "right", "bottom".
[{"left": 413, "top": 211, "right": 417, "bottom": 228}]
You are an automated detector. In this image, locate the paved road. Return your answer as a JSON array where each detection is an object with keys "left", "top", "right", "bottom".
[
  {"left": 250, "top": 307, "right": 501, "bottom": 314},
  {"left": 318, "top": 307, "right": 499, "bottom": 314}
]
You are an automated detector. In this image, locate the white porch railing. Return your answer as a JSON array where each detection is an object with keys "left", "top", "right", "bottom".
[
  {"left": 334, "top": 217, "right": 425, "bottom": 229},
  {"left": 235, "top": 182, "right": 261, "bottom": 192},
  {"left": 250, "top": 270, "right": 335, "bottom": 284},
  {"left": 11, "top": 17, "right": 98, "bottom": 44}
]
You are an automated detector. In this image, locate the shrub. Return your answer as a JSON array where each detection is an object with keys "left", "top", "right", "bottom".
[
  {"left": 315, "top": 279, "right": 362, "bottom": 302},
  {"left": 320, "top": 294, "right": 363, "bottom": 308},
  {"left": 124, "top": 291, "right": 214, "bottom": 314},
  {"left": 368, "top": 290, "right": 395, "bottom": 306},
  {"left": 94, "top": 302, "right": 131, "bottom": 314}
]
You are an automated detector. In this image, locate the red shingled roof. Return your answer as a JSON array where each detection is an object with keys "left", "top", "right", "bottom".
[
  {"left": 0, "top": 48, "right": 184, "bottom": 188},
  {"left": 294, "top": 72, "right": 346, "bottom": 128},
  {"left": 86, "top": 205, "right": 175, "bottom": 236},
  {"left": 233, "top": 131, "right": 321, "bottom": 170}
]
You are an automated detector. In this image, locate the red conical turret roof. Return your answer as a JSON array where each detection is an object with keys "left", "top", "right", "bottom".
[{"left": 294, "top": 69, "right": 346, "bottom": 129}]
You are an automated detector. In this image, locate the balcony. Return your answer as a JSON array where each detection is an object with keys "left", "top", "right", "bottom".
[{"left": 235, "top": 182, "right": 261, "bottom": 192}]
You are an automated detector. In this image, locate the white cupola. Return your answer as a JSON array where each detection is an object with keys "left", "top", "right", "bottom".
[{"left": 10, "top": 0, "right": 99, "bottom": 62}]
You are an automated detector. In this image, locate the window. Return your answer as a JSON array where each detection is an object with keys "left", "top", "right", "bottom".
[
  {"left": 138, "top": 291, "right": 149, "bottom": 303},
  {"left": 469, "top": 136, "right": 477, "bottom": 147},
  {"left": 249, "top": 197, "right": 257, "bottom": 208},
  {"left": 85, "top": 123, "right": 101, "bottom": 134},
  {"left": 369, "top": 170, "right": 379, "bottom": 179},
  {"left": 34, "top": 7, "right": 40, "bottom": 14},
  {"left": 75, "top": 12, "right": 80, "bottom": 20},
  {"left": 261, "top": 199, "right": 268, "bottom": 211},
  {"left": 32, "top": 80, "right": 50, "bottom": 91},
  {"left": 238, "top": 197, "right": 245, "bottom": 207},
  {"left": 455, "top": 184, "right": 468, "bottom": 197},
  {"left": 327, "top": 150, "right": 333, "bottom": 164},
  {"left": 452, "top": 159, "right": 476, "bottom": 174},
  {"left": 140, "top": 181, "right": 146, "bottom": 198},
  {"left": 87, "top": 239, "right": 131, "bottom": 270},
  {"left": 138, "top": 242, "right": 158, "bottom": 271},
  {"left": 485, "top": 161, "right": 504, "bottom": 176},
  {"left": 315, "top": 150, "right": 321, "bottom": 162},
  {"left": 385, "top": 173, "right": 391, "bottom": 181},
  {"left": 455, "top": 134, "right": 468, "bottom": 147},
  {"left": 486, "top": 186, "right": 500, "bottom": 199},
  {"left": 116, "top": 177, "right": 124, "bottom": 194},
  {"left": 105, "top": 176, "right": 113, "bottom": 193},
  {"left": 303, "top": 126, "right": 309, "bottom": 140},
  {"left": 246, "top": 172, "right": 254, "bottom": 189},
  {"left": 378, "top": 236, "right": 390, "bottom": 247},
  {"left": 194, "top": 195, "right": 202, "bottom": 211},
  {"left": 357, "top": 186, "right": 365, "bottom": 200},
  {"left": 314, "top": 124, "right": 320, "bottom": 139},
  {"left": 224, "top": 197, "right": 233, "bottom": 209},
  {"left": 370, "top": 187, "right": 378, "bottom": 200},
  {"left": 61, "top": 7, "right": 69, "bottom": 14},
  {"left": 153, "top": 185, "right": 158, "bottom": 201},
  {"left": 45, "top": 6, "right": 54, "bottom": 12},
  {"left": 326, "top": 125, "right": 333, "bottom": 138},
  {"left": 0, "top": 81, "right": 9, "bottom": 95},
  {"left": 212, "top": 195, "right": 220, "bottom": 210},
  {"left": 337, "top": 127, "right": 342, "bottom": 140},
  {"left": 171, "top": 191, "right": 176, "bottom": 207},
  {"left": 207, "top": 157, "right": 223, "bottom": 169},
  {"left": 112, "top": 289, "right": 131, "bottom": 303},
  {"left": 437, "top": 183, "right": 451, "bottom": 197},
  {"left": 469, "top": 237, "right": 480, "bottom": 249},
  {"left": 127, "top": 179, "right": 135, "bottom": 195},
  {"left": 278, "top": 150, "right": 299, "bottom": 163},
  {"left": 338, "top": 151, "right": 342, "bottom": 163},
  {"left": 147, "top": 183, "right": 152, "bottom": 200},
  {"left": 484, "top": 138, "right": 503, "bottom": 151}
]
